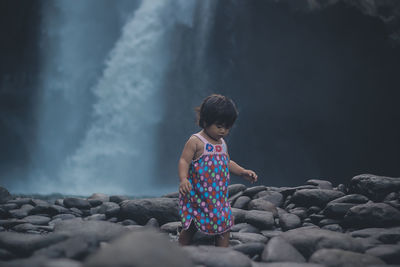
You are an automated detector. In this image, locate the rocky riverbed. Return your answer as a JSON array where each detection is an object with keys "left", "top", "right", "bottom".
[{"left": 1, "top": 173, "right": 400, "bottom": 267}]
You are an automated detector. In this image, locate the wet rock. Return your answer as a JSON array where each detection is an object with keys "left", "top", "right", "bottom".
[
  {"left": 309, "top": 248, "right": 385, "bottom": 266},
  {"left": 245, "top": 210, "right": 275, "bottom": 230},
  {"left": 278, "top": 213, "right": 301, "bottom": 231},
  {"left": 261, "top": 236, "right": 306, "bottom": 263},
  {"left": 231, "top": 232, "right": 268, "bottom": 243},
  {"left": 349, "top": 227, "right": 400, "bottom": 244},
  {"left": 84, "top": 229, "right": 193, "bottom": 267},
  {"left": 291, "top": 189, "right": 345, "bottom": 208},
  {"left": 63, "top": 198, "right": 91, "bottom": 210},
  {"left": 231, "top": 223, "right": 260, "bottom": 233},
  {"left": 349, "top": 174, "right": 400, "bottom": 201},
  {"left": 306, "top": 179, "right": 333, "bottom": 190},
  {"left": 280, "top": 227, "right": 365, "bottom": 259},
  {"left": 343, "top": 202, "right": 400, "bottom": 228},
  {"left": 54, "top": 217, "right": 130, "bottom": 242},
  {"left": 160, "top": 221, "right": 181, "bottom": 233},
  {"left": 243, "top": 186, "right": 268, "bottom": 198},
  {"left": 233, "top": 196, "right": 251, "bottom": 209},
  {"left": 23, "top": 215, "right": 51, "bottom": 225},
  {"left": 88, "top": 193, "right": 109, "bottom": 203},
  {"left": 254, "top": 191, "right": 284, "bottom": 207},
  {"left": 183, "top": 245, "right": 251, "bottom": 267},
  {"left": 228, "top": 184, "right": 247, "bottom": 197},
  {"left": 365, "top": 244, "right": 400, "bottom": 265},
  {"left": 0, "top": 231, "right": 68, "bottom": 257},
  {"left": 109, "top": 195, "right": 129, "bottom": 204},
  {"left": 232, "top": 242, "right": 264, "bottom": 257},
  {"left": 119, "top": 197, "right": 179, "bottom": 225},
  {"left": 248, "top": 199, "right": 278, "bottom": 215}
]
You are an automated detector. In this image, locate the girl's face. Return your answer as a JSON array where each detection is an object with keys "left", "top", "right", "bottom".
[{"left": 204, "top": 123, "right": 230, "bottom": 141}]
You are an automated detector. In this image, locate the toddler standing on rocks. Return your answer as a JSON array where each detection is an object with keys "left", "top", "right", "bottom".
[{"left": 177, "top": 94, "right": 258, "bottom": 247}]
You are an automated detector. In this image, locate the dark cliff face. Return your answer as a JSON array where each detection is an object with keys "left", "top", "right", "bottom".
[
  {"left": 157, "top": 0, "right": 400, "bottom": 187},
  {"left": 0, "top": 1, "right": 41, "bottom": 180}
]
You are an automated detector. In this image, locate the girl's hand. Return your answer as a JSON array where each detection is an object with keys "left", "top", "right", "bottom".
[
  {"left": 241, "top": 169, "right": 258, "bottom": 184},
  {"left": 179, "top": 179, "right": 192, "bottom": 195}
]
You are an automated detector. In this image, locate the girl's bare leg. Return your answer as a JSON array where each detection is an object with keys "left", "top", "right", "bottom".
[
  {"left": 178, "top": 220, "right": 197, "bottom": 246},
  {"left": 215, "top": 231, "right": 230, "bottom": 247}
]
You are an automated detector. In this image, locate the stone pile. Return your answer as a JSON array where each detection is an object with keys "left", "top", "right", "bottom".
[{"left": 0, "top": 173, "right": 400, "bottom": 267}]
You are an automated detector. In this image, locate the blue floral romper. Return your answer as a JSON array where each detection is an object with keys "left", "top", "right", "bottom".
[{"left": 179, "top": 133, "right": 234, "bottom": 235}]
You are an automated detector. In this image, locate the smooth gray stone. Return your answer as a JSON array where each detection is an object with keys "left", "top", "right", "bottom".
[
  {"left": 0, "top": 231, "right": 68, "bottom": 256},
  {"left": 233, "top": 196, "right": 251, "bottom": 209},
  {"left": 183, "top": 245, "right": 251, "bottom": 267},
  {"left": 233, "top": 242, "right": 265, "bottom": 257},
  {"left": 88, "top": 199, "right": 102, "bottom": 208},
  {"left": 84, "top": 229, "right": 194, "bottom": 267},
  {"left": 323, "top": 202, "right": 357, "bottom": 219},
  {"left": 280, "top": 227, "right": 365, "bottom": 259},
  {"left": 53, "top": 214, "right": 77, "bottom": 221},
  {"left": 318, "top": 218, "right": 341, "bottom": 227},
  {"left": 229, "top": 184, "right": 247, "bottom": 197},
  {"left": 6, "top": 198, "right": 31, "bottom": 207},
  {"left": 365, "top": 244, "right": 400, "bottom": 264},
  {"left": 12, "top": 223, "right": 38, "bottom": 232},
  {"left": 291, "top": 189, "right": 345, "bottom": 208},
  {"left": 160, "top": 221, "right": 181, "bottom": 233},
  {"left": 251, "top": 263, "right": 324, "bottom": 267},
  {"left": 309, "top": 248, "right": 385, "bottom": 266},
  {"left": 33, "top": 235, "right": 98, "bottom": 260},
  {"left": 253, "top": 191, "right": 283, "bottom": 207},
  {"left": 88, "top": 193, "right": 109, "bottom": 202},
  {"left": 349, "top": 174, "right": 400, "bottom": 201},
  {"left": 231, "top": 232, "right": 268, "bottom": 243},
  {"left": 29, "top": 204, "right": 64, "bottom": 216},
  {"left": 288, "top": 207, "right": 308, "bottom": 220},
  {"left": 248, "top": 199, "right": 278, "bottom": 215},
  {"left": 232, "top": 208, "right": 248, "bottom": 224},
  {"left": 119, "top": 219, "right": 138, "bottom": 226},
  {"left": 23, "top": 215, "right": 51, "bottom": 225},
  {"left": 9, "top": 209, "right": 28, "bottom": 219},
  {"left": 306, "top": 179, "right": 333, "bottom": 190},
  {"left": 229, "top": 191, "right": 244, "bottom": 206},
  {"left": 54, "top": 217, "right": 130, "bottom": 242},
  {"left": 231, "top": 223, "right": 260, "bottom": 233},
  {"left": 344, "top": 202, "right": 400, "bottom": 228},
  {"left": 261, "top": 236, "right": 305, "bottom": 263},
  {"left": 145, "top": 217, "right": 159, "bottom": 228},
  {"left": 350, "top": 226, "right": 400, "bottom": 244},
  {"left": 260, "top": 230, "right": 283, "bottom": 239},
  {"left": 245, "top": 210, "right": 274, "bottom": 230},
  {"left": 321, "top": 224, "right": 343, "bottom": 233},
  {"left": 0, "top": 218, "right": 28, "bottom": 228},
  {"left": 63, "top": 198, "right": 91, "bottom": 210},
  {"left": 0, "top": 203, "right": 18, "bottom": 211},
  {"left": 109, "top": 195, "right": 129, "bottom": 204},
  {"left": 278, "top": 213, "right": 301, "bottom": 231},
  {"left": 41, "top": 258, "right": 83, "bottom": 267},
  {"left": 119, "top": 197, "right": 179, "bottom": 225},
  {"left": 243, "top": 186, "right": 268, "bottom": 198},
  {"left": 84, "top": 214, "right": 106, "bottom": 221},
  {"left": 97, "top": 202, "right": 120, "bottom": 218},
  {"left": 0, "top": 248, "right": 16, "bottom": 260},
  {"left": 328, "top": 194, "right": 369, "bottom": 204}
]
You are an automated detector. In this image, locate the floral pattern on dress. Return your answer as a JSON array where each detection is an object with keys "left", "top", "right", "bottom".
[{"left": 179, "top": 138, "right": 233, "bottom": 235}]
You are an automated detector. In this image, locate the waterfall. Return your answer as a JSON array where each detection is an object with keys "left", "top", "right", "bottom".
[{"left": 26, "top": 0, "right": 198, "bottom": 196}]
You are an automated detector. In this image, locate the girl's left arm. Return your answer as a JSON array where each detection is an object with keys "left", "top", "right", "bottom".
[{"left": 227, "top": 152, "right": 258, "bottom": 183}]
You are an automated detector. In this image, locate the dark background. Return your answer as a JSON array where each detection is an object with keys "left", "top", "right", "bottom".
[{"left": 1, "top": 0, "right": 400, "bottom": 194}]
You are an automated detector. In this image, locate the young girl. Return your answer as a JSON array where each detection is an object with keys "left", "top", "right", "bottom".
[{"left": 178, "top": 94, "right": 258, "bottom": 247}]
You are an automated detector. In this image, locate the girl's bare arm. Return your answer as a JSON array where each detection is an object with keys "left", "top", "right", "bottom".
[{"left": 178, "top": 136, "right": 197, "bottom": 183}]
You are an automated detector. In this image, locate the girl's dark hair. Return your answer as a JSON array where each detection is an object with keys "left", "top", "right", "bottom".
[{"left": 195, "top": 94, "right": 238, "bottom": 129}]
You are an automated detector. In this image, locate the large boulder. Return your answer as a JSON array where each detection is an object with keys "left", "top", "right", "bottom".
[
  {"left": 280, "top": 227, "right": 365, "bottom": 259},
  {"left": 343, "top": 202, "right": 400, "bottom": 228},
  {"left": 84, "top": 229, "right": 193, "bottom": 267},
  {"left": 349, "top": 174, "right": 400, "bottom": 201},
  {"left": 291, "top": 189, "right": 345, "bottom": 208},
  {"left": 119, "top": 198, "right": 179, "bottom": 225}
]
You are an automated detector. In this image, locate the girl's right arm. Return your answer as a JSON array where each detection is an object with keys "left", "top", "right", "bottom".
[{"left": 178, "top": 136, "right": 197, "bottom": 195}]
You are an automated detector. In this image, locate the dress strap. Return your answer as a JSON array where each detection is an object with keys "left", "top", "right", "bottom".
[{"left": 192, "top": 133, "right": 209, "bottom": 144}]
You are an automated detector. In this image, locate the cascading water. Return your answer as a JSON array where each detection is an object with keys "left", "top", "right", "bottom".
[{"left": 25, "top": 0, "right": 206, "bottom": 196}]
